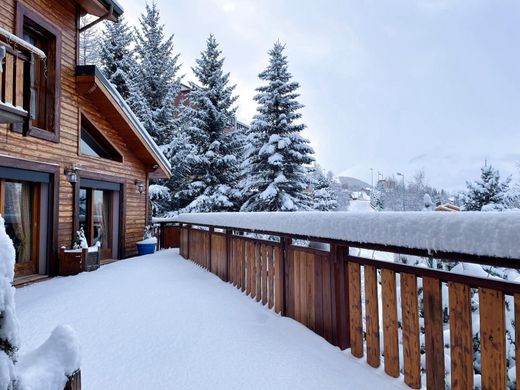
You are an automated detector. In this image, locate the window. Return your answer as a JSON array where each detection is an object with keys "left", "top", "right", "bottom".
[
  {"left": 16, "top": 3, "right": 61, "bottom": 141},
  {"left": 80, "top": 114, "right": 123, "bottom": 162},
  {"left": 0, "top": 179, "right": 40, "bottom": 276}
]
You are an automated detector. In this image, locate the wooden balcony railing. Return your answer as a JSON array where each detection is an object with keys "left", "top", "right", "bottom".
[
  {"left": 170, "top": 212, "right": 520, "bottom": 390},
  {"left": 0, "top": 26, "right": 44, "bottom": 130}
]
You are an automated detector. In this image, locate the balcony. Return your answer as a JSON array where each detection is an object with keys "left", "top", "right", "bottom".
[{"left": 0, "top": 26, "right": 44, "bottom": 131}]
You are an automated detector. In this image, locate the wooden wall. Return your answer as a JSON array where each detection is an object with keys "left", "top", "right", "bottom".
[{"left": 0, "top": 0, "right": 149, "bottom": 261}]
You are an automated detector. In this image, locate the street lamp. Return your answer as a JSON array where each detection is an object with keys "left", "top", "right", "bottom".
[{"left": 396, "top": 172, "right": 405, "bottom": 211}]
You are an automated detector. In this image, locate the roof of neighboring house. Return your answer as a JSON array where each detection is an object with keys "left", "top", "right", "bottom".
[
  {"left": 76, "top": 65, "right": 172, "bottom": 179},
  {"left": 435, "top": 203, "right": 461, "bottom": 212},
  {"left": 76, "top": 0, "right": 124, "bottom": 21}
]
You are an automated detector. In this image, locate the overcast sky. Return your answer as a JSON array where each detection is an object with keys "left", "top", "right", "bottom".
[{"left": 121, "top": 0, "right": 520, "bottom": 190}]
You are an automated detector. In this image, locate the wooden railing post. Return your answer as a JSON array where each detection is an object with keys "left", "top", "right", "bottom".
[
  {"left": 64, "top": 370, "right": 81, "bottom": 390},
  {"left": 159, "top": 222, "right": 165, "bottom": 250},
  {"left": 332, "top": 244, "right": 350, "bottom": 350}
]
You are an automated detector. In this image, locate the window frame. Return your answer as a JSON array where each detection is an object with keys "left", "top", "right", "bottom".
[
  {"left": 15, "top": 3, "right": 61, "bottom": 143},
  {"left": 79, "top": 112, "right": 123, "bottom": 163}
]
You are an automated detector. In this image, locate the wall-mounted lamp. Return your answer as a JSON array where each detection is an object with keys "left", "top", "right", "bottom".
[
  {"left": 64, "top": 163, "right": 81, "bottom": 184},
  {"left": 135, "top": 180, "right": 145, "bottom": 194}
]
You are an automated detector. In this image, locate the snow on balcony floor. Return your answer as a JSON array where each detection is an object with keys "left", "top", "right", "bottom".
[{"left": 15, "top": 249, "right": 406, "bottom": 390}]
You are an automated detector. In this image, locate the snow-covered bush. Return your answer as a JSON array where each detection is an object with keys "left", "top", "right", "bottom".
[{"left": 0, "top": 216, "right": 81, "bottom": 390}]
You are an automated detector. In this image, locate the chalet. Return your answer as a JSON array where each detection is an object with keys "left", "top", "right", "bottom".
[{"left": 0, "top": 0, "right": 171, "bottom": 282}]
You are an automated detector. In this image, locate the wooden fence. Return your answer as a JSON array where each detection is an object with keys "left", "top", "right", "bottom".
[{"left": 175, "top": 221, "right": 520, "bottom": 390}]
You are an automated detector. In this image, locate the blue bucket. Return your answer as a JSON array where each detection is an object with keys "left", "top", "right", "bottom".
[{"left": 136, "top": 242, "right": 156, "bottom": 256}]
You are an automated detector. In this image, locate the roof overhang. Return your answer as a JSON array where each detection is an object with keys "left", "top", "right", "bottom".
[
  {"left": 76, "top": 65, "right": 171, "bottom": 179},
  {"left": 75, "top": 0, "right": 124, "bottom": 21}
]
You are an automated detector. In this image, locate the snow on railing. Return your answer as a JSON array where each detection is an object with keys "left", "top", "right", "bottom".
[
  {"left": 172, "top": 211, "right": 520, "bottom": 259},
  {"left": 0, "top": 26, "right": 46, "bottom": 59}
]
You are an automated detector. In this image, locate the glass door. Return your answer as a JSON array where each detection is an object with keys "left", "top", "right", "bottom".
[
  {"left": 79, "top": 188, "right": 113, "bottom": 260},
  {"left": 0, "top": 180, "right": 40, "bottom": 276}
]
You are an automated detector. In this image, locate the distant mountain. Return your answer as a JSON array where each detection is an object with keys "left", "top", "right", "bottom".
[{"left": 337, "top": 176, "right": 371, "bottom": 191}]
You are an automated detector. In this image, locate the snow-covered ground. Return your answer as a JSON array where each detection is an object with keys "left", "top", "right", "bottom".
[
  {"left": 15, "top": 250, "right": 407, "bottom": 390},
  {"left": 348, "top": 199, "right": 374, "bottom": 212}
]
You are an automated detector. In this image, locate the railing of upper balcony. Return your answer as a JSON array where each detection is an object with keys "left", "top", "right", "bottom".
[
  {"left": 160, "top": 212, "right": 520, "bottom": 390},
  {"left": 0, "top": 26, "right": 45, "bottom": 130}
]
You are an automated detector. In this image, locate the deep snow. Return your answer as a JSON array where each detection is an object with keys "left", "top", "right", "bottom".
[{"left": 16, "top": 250, "right": 406, "bottom": 390}]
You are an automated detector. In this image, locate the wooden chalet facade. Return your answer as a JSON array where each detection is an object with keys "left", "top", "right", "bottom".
[{"left": 0, "top": 0, "right": 171, "bottom": 280}]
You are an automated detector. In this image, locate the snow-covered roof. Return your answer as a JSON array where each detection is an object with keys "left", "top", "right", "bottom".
[
  {"left": 172, "top": 211, "right": 520, "bottom": 259},
  {"left": 76, "top": 65, "right": 171, "bottom": 177}
]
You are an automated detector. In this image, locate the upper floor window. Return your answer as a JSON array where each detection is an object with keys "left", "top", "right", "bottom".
[
  {"left": 80, "top": 114, "right": 122, "bottom": 162},
  {"left": 16, "top": 4, "right": 61, "bottom": 142}
]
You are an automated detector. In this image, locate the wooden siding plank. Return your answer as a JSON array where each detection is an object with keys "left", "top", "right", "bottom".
[
  {"left": 274, "top": 246, "right": 283, "bottom": 314},
  {"left": 255, "top": 242, "right": 261, "bottom": 302},
  {"left": 322, "top": 253, "right": 333, "bottom": 342},
  {"left": 449, "top": 282, "right": 474, "bottom": 390},
  {"left": 294, "top": 249, "right": 302, "bottom": 323},
  {"left": 348, "top": 262, "right": 363, "bottom": 358},
  {"left": 364, "top": 265, "right": 380, "bottom": 368},
  {"left": 261, "top": 243, "right": 267, "bottom": 305},
  {"left": 245, "top": 241, "right": 252, "bottom": 295},
  {"left": 480, "top": 288, "right": 506, "bottom": 390},
  {"left": 15, "top": 57, "right": 24, "bottom": 107},
  {"left": 4, "top": 53, "right": 13, "bottom": 104},
  {"left": 239, "top": 239, "right": 246, "bottom": 292},
  {"left": 423, "top": 277, "right": 445, "bottom": 390},
  {"left": 400, "top": 273, "right": 421, "bottom": 389}
]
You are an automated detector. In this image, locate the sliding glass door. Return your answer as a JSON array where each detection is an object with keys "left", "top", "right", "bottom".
[
  {"left": 79, "top": 188, "right": 113, "bottom": 260},
  {"left": 0, "top": 180, "right": 40, "bottom": 276}
]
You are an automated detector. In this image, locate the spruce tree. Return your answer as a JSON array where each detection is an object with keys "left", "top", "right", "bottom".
[
  {"left": 241, "top": 42, "right": 314, "bottom": 212},
  {"left": 310, "top": 166, "right": 338, "bottom": 211},
  {"left": 178, "top": 34, "right": 240, "bottom": 212},
  {"left": 99, "top": 16, "right": 136, "bottom": 99},
  {"left": 133, "top": 1, "right": 182, "bottom": 146},
  {"left": 463, "top": 163, "right": 510, "bottom": 211}
]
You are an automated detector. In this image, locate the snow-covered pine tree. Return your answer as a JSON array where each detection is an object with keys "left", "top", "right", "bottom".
[
  {"left": 240, "top": 42, "right": 314, "bottom": 212},
  {"left": 463, "top": 163, "right": 511, "bottom": 211},
  {"left": 99, "top": 16, "right": 136, "bottom": 100},
  {"left": 133, "top": 1, "right": 182, "bottom": 146},
  {"left": 370, "top": 180, "right": 385, "bottom": 211},
  {"left": 177, "top": 34, "right": 240, "bottom": 213},
  {"left": 310, "top": 165, "right": 338, "bottom": 211}
]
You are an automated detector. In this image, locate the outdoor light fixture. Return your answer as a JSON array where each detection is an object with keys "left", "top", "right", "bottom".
[
  {"left": 135, "top": 180, "right": 145, "bottom": 194},
  {"left": 64, "top": 163, "right": 80, "bottom": 184}
]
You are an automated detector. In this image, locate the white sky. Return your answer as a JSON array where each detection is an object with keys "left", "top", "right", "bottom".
[{"left": 119, "top": 0, "right": 520, "bottom": 190}]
